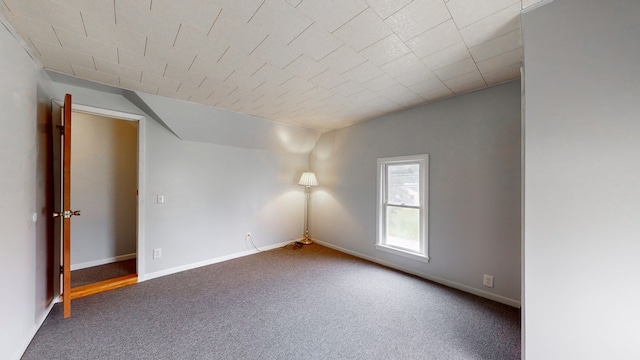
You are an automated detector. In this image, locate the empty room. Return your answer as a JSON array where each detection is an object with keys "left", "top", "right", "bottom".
[{"left": 1, "top": 0, "right": 638, "bottom": 359}]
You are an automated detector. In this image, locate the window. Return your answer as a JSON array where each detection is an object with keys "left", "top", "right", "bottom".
[{"left": 376, "top": 154, "right": 429, "bottom": 261}]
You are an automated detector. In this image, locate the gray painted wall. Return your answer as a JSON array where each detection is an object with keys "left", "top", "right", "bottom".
[
  {"left": 0, "top": 23, "right": 53, "bottom": 359},
  {"left": 522, "top": 0, "right": 640, "bottom": 358},
  {"left": 70, "top": 112, "right": 138, "bottom": 267},
  {"left": 310, "top": 81, "right": 522, "bottom": 305}
]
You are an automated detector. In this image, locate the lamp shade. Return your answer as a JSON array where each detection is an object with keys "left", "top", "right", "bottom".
[{"left": 298, "top": 171, "right": 318, "bottom": 186}]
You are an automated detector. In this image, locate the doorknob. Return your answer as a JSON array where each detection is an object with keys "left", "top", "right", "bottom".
[{"left": 52, "top": 210, "right": 81, "bottom": 218}]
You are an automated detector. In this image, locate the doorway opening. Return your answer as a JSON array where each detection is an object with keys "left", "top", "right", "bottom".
[
  {"left": 52, "top": 100, "right": 146, "bottom": 307},
  {"left": 69, "top": 111, "right": 138, "bottom": 287}
]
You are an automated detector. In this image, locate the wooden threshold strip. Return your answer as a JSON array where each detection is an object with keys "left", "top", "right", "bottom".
[{"left": 69, "top": 274, "right": 138, "bottom": 300}]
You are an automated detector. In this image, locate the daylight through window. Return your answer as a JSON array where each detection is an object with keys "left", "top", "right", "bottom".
[{"left": 377, "top": 154, "right": 429, "bottom": 261}]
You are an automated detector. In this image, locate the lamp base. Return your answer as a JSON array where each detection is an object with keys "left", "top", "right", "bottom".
[{"left": 298, "top": 230, "right": 313, "bottom": 245}]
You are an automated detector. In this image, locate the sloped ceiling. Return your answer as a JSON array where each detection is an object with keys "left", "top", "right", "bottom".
[{"left": 0, "top": 0, "right": 543, "bottom": 132}]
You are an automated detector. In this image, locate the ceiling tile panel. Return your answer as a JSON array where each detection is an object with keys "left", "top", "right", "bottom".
[
  {"left": 164, "top": 65, "right": 207, "bottom": 86},
  {"left": 365, "top": 0, "right": 413, "bottom": 19},
  {"left": 459, "top": 2, "right": 520, "bottom": 48},
  {"left": 476, "top": 47, "right": 522, "bottom": 74},
  {"left": 358, "top": 34, "right": 411, "bottom": 66},
  {"left": 363, "top": 73, "right": 401, "bottom": 92},
  {"left": 208, "top": 11, "right": 268, "bottom": 55},
  {"left": 385, "top": 0, "right": 451, "bottom": 41},
  {"left": 119, "top": 78, "right": 159, "bottom": 95},
  {"left": 283, "top": 55, "right": 329, "bottom": 80},
  {"left": 150, "top": 0, "right": 221, "bottom": 35},
  {"left": 375, "top": 83, "right": 423, "bottom": 104},
  {"left": 248, "top": 0, "right": 312, "bottom": 44},
  {"left": 333, "top": 8, "right": 393, "bottom": 52},
  {"left": 288, "top": 23, "right": 343, "bottom": 61},
  {"left": 251, "top": 63, "right": 295, "bottom": 87},
  {"left": 224, "top": 71, "right": 266, "bottom": 92},
  {"left": 447, "top": 0, "right": 517, "bottom": 29},
  {"left": 83, "top": 13, "right": 146, "bottom": 56},
  {"left": 421, "top": 42, "right": 471, "bottom": 70},
  {"left": 54, "top": 26, "right": 118, "bottom": 62},
  {"left": 481, "top": 62, "right": 521, "bottom": 85},
  {"left": 141, "top": 70, "right": 182, "bottom": 90},
  {"left": 280, "top": 76, "right": 316, "bottom": 94},
  {"left": 342, "top": 61, "right": 385, "bottom": 84},
  {"left": 39, "top": 56, "right": 73, "bottom": 74},
  {"left": 94, "top": 57, "right": 142, "bottom": 81},
  {"left": 118, "top": 49, "right": 166, "bottom": 76},
  {"left": 418, "top": 85, "right": 454, "bottom": 101},
  {"left": 145, "top": 37, "right": 197, "bottom": 70},
  {"left": 309, "top": 69, "right": 349, "bottom": 89},
  {"left": 442, "top": 69, "right": 486, "bottom": 94},
  {"left": 405, "top": 19, "right": 463, "bottom": 58},
  {"left": 319, "top": 45, "right": 367, "bottom": 75},
  {"left": 251, "top": 36, "right": 302, "bottom": 69},
  {"left": 296, "top": 0, "right": 368, "bottom": 32},
  {"left": 29, "top": 38, "right": 95, "bottom": 69},
  {"left": 408, "top": 76, "right": 447, "bottom": 96},
  {"left": 433, "top": 57, "right": 478, "bottom": 80},
  {"left": 53, "top": 0, "right": 115, "bottom": 23},
  {"left": 174, "top": 25, "right": 228, "bottom": 62},
  {"left": 380, "top": 53, "right": 436, "bottom": 86},
  {"left": 71, "top": 64, "right": 120, "bottom": 86},
  {"left": 113, "top": 1, "right": 181, "bottom": 47},
  {"left": 1, "top": 12, "right": 60, "bottom": 45},
  {"left": 5, "top": 0, "right": 84, "bottom": 34},
  {"left": 469, "top": 28, "right": 521, "bottom": 62},
  {"left": 332, "top": 81, "right": 367, "bottom": 97}
]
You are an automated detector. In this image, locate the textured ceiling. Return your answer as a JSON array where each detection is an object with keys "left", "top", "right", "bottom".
[{"left": 0, "top": 0, "right": 542, "bottom": 132}]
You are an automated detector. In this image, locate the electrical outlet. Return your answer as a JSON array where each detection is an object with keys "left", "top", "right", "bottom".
[
  {"left": 246, "top": 232, "right": 251, "bottom": 238},
  {"left": 483, "top": 274, "right": 494, "bottom": 288},
  {"left": 153, "top": 248, "right": 162, "bottom": 259}
]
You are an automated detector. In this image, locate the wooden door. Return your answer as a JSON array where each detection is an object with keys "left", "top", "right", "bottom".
[{"left": 53, "top": 94, "right": 79, "bottom": 318}]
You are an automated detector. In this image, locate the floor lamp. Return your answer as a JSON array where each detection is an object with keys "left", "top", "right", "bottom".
[{"left": 298, "top": 171, "right": 318, "bottom": 245}]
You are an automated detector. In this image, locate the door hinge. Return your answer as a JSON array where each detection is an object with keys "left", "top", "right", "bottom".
[
  {"left": 56, "top": 125, "right": 65, "bottom": 133},
  {"left": 60, "top": 265, "right": 64, "bottom": 275}
]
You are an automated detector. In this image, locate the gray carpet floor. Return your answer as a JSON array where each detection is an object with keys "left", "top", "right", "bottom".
[
  {"left": 71, "top": 259, "right": 137, "bottom": 288},
  {"left": 23, "top": 244, "right": 520, "bottom": 360}
]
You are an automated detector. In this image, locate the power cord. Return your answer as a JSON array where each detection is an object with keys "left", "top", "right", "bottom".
[{"left": 247, "top": 233, "right": 261, "bottom": 252}]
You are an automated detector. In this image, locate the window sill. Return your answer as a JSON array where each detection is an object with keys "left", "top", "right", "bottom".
[{"left": 376, "top": 244, "right": 430, "bottom": 263}]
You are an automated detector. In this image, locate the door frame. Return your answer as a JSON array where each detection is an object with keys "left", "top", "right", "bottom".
[{"left": 52, "top": 100, "right": 147, "bottom": 289}]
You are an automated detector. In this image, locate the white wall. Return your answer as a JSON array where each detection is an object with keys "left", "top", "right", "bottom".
[
  {"left": 310, "top": 81, "right": 522, "bottom": 305},
  {"left": 0, "top": 21, "right": 53, "bottom": 359},
  {"left": 49, "top": 81, "right": 315, "bottom": 279},
  {"left": 522, "top": 0, "right": 640, "bottom": 358},
  {"left": 144, "top": 118, "right": 309, "bottom": 275},
  {"left": 71, "top": 112, "right": 137, "bottom": 267}
]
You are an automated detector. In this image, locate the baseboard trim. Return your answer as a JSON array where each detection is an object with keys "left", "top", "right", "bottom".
[
  {"left": 314, "top": 240, "right": 521, "bottom": 308},
  {"left": 12, "top": 296, "right": 58, "bottom": 360},
  {"left": 141, "top": 241, "right": 291, "bottom": 282},
  {"left": 71, "top": 253, "right": 137, "bottom": 271}
]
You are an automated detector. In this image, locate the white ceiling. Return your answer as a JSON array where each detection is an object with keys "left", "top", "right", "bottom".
[{"left": 0, "top": 0, "right": 541, "bottom": 132}]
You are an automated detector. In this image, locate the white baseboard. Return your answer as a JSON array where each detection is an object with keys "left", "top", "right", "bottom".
[
  {"left": 71, "top": 253, "right": 137, "bottom": 271},
  {"left": 12, "top": 296, "right": 59, "bottom": 360},
  {"left": 314, "top": 239, "right": 521, "bottom": 308},
  {"left": 141, "top": 241, "right": 291, "bottom": 282}
]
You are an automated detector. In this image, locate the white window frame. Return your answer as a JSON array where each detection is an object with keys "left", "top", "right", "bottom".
[{"left": 376, "top": 154, "right": 429, "bottom": 262}]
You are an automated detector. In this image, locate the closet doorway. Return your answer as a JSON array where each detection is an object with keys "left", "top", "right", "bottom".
[{"left": 69, "top": 111, "right": 138, "bottom": 287}]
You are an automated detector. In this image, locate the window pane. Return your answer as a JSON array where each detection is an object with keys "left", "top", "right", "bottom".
[
  {"left": 385, "top": 206, "right": 420, "bottom": 252},
  {"left": 387, "top": 163, "right": 419, "bottom": 206}
]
